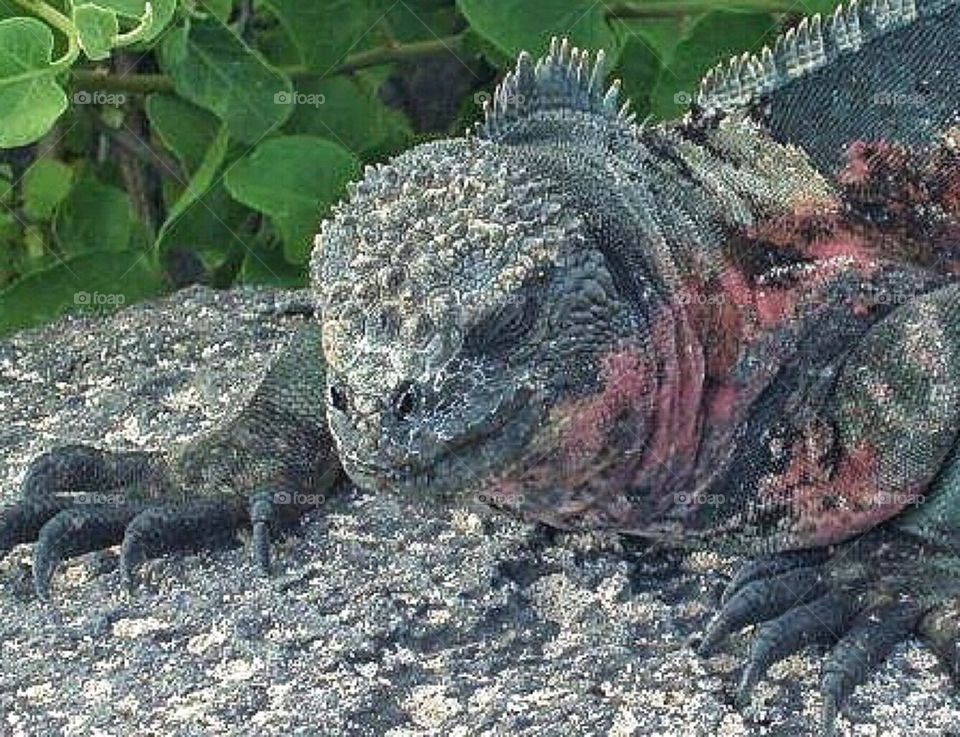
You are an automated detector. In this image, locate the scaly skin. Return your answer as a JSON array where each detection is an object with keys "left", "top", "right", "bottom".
[{"left": 4, "top": 2, "right": 960, "bottom": 733}]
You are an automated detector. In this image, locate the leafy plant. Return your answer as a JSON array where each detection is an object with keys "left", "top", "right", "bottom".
[{"left": 0, "top": 0, "right": 838, "bottom": 335}]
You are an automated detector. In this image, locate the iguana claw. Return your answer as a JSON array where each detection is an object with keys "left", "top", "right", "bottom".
[
  {"left": 701, "top": 545, "right": 957, "bottom": 736},
  {"left": 698, "top": 564, "right": 828, "bottom": 656},
  {"left": 118, "top": 500, "right": 245, "bottom": 592},
  {"left": 819, "top": 600, "right": 922, "bottom": 736},
  {"left": 1, "top": 444, "right": 278, "bottom": 600},
  {"left": 33, "top": 505, "right": 136, "bottom": 600}
]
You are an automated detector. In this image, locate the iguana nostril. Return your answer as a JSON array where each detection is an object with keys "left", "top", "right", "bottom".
[
  {"left": 329, "top": 383, "right": 349, "bottom": 413},
  {"left": 392, "top": 381, "right": 419, "bottom": 420}
]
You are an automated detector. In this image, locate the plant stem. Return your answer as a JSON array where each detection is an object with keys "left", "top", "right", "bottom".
[
  {"left": 608, "top": 0, "right": 797, "bottom": 17},
  {"left": 332, "top": 33, "right": 463, "bottom": 74},
  {"left": 71, "top": 33, "right": 467, "bottom": 95}
]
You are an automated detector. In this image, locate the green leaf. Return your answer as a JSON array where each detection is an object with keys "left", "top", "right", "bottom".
[
  {"left": 224, "top": 135, "right": 360, "bottom": 263},
  {"left": 74, "top": 4, "right": 119, "bottom": 61},
  {"left": 159, "top": 181, "right": 255, "bottom": 276},
  {"left": 79, "top": 0, "right": 148, "bottom": 16},
  {"left": 75, "top": 0, "right": 177, "bottom": 43},
  {"left": 614, "top": 28, "right": 673, "bottom": 121},
  {"left": 146, "top": 93, "right": 221, "bottom": 174},
  {"left": 616, "top": 15, "right": 693, "bottom": 62},
  {"left": 0, "top": 163, "right": 13, "bottom": 205},
  {"left": 0, "top": 18, "right": 69, "bottom": 148},
  {"left": 54, "top": 175, "right": 134, "bottom": 253},
  {"left": 240, "top": 241, "right": 307, "bottom": 288},
  {"left": 159, "top": 20, "right": 293, "bottom": 143},
  {"left": 649, "top": 10, "right": 775, "bottom": 119},
  {"left": 0, "top": 249, "right": 166, "bottom": 336},
  {"left": 22, "top": 159, "right": 74, "bottom": 221},
  {"left": 284, "top": 76, "right": 412, "bottom": 157},
  {"left": 260, "top": 0, "right": 391, "bottom": 72},
  {"left": 801, "top": 0, "right": 843, "bottom": 12},
  {"left": 458, "top": 0, "right": 623, "bottom": 66},
  {"left": 197, "top": 0, "right": 233, "bottom": 22},
  {"left": 387, "top": 1, "right": 462, "bottom": 43},
  {"left": 155, "top": 122, "right": 231, "bottom": 250},
  {"left": 0, "top": 1, "right": 23, "bottom": 21}
]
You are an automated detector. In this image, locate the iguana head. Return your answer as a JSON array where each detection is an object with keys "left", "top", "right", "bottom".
[{"left": 313, "top": 138, "right": 636, "bottom": 496}]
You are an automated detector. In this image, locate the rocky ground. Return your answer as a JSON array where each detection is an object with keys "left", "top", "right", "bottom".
[{"left": 1, "top": 287, "right": 958, "bottom": 737}]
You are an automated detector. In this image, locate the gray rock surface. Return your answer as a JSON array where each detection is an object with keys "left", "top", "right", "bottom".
[{"left": 1, "top": 287, "right": 958, "bottom": 737}]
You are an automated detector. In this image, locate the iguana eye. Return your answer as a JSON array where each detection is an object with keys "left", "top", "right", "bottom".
[
  {"left": 329, "top": 382, "right": 350, "bottom": 413},
  {"left": 462, "top": 293, "right": 539, "bottom": 357}
]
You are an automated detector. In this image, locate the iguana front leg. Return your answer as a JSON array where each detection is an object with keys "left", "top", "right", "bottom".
[
  {"left": 699, "top": 282, "right": 960, "bottom": 733},
  {"left": 0, "top": 325, "right": 341, "bottom": 600}
]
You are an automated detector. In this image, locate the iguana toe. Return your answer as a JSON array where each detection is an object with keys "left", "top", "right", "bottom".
[
  {"left": 119, "top": 500, "right": 245, "bottom": 591},
  {"left": 819, "top": 600, "right": 922, "bottom": 736},
  {"left": 918, "top": 601, "right": 960, "bottom": 684},
  {"left": 698, "top": 562, "right": 828, "bottom": 656},
  {"left": 33, "top": 505, "right": 137, "bottom": 601},
  {"left": 0, "top": 497, "right": 68, "bottom": 557},
  {"left": 1, "top": 444, "right": 148, "bottom": 556},
  {"left": 720, "top": 550, "right": 828, "bottom": 605},
  {"left": 736, "top": 591, "right": 854, "bottom": 704},
  {"left": 702, "top": 540, "right": 960, "bottom": 736},
  {"left": 249, "top": 489, "right": 278, "bottom": 574},
  {"left": 1, "top": 443, "right": 270, "bottom": 600}
]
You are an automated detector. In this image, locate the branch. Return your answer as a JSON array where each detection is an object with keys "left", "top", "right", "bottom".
[
  {"left": 608, "top": 0, "right": 798, "bottom": 18},
  {"left": 70, "top": 33, "right": 467, "bottom": 95}
]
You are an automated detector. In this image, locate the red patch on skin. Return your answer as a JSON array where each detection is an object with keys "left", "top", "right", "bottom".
[
  {"left": 704, "top": 381, "right": 739, "bottom": 425},
  {"left": 752, "top": 286, "right": 799, "bottom": 328},
  {"left": 943, "top": 169, "right": 960, "bottom": 214},
  {"left": 556, "top": 300, "right": 708, "bottom": 491},
  {"left": 838, "top": 142, "right": 873, "bottom": 186},
  {"left": 480, "top": 136, "right": 960, "bottom": 542},
  {"left": 480, "top": 309, "right": 711, "bottom": 532},
  {"left": 640, "top": 303, "right": 706, "bottom": 483},
  {"left": 759, "top": 436, "right": 923, "bottom": 546},
  {"left": 833, "top": 138, "right": 960, "bottom": 268},
  {"left": 676, "top": 279, "right": 744, "bottom": 375},
  {"left": 560, "top": 349, "right": 656, "bottom": 461},
  {"left": 839, "top": 141, "right": 910, "bottom": 187},
  {"left": 803, "top": 235, "right": 877, "bottom": 264},
  {"left": 745, "top": 205, "right": 880, "bottom": 276}
]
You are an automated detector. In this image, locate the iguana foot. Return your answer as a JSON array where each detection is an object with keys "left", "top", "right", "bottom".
[
  {"left": 918, "top": 600, "right": 960, "bottom": 684},
  {"left": 1, "top": 445, "right": 297, "bottom": 600},
  {"left": 697, "top": 534, "right": 958, "bottom": 736}
]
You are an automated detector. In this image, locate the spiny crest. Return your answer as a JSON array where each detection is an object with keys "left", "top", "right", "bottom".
[
  {"left": 696, "top": 0, "right": 956, "bottom": 116},
  {"left": 475, "top": 36, "right": 636, "bottom": 142}
]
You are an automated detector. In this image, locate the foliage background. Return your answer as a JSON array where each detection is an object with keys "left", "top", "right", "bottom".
[{"left": 0, "top": 0, "right": 842, "bottom": 335}]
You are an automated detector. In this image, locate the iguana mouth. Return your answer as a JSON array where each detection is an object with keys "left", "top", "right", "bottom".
[{"left": 342, "top": 387, "right": 538, "bottom": 493}]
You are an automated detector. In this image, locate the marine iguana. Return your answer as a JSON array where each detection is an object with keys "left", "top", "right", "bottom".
[{"left": 3, "top": 1, "right": 960, "bottom": 733}]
